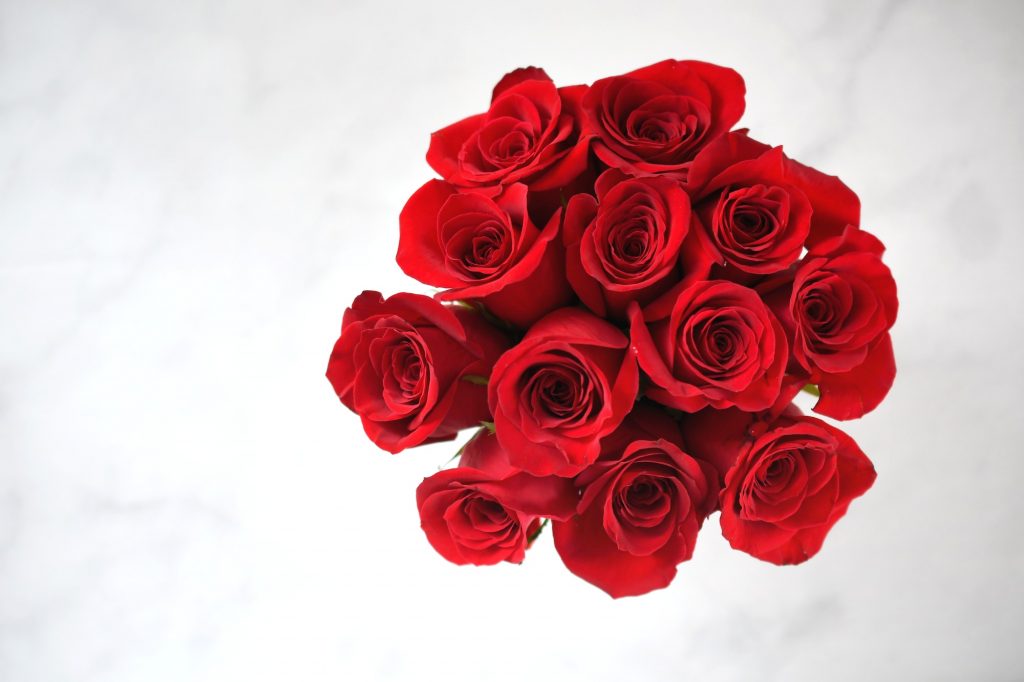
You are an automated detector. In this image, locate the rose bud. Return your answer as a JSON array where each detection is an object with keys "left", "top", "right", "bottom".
[
  {"left": 581, "top": 59, "right": 745, "bottom": 180},
  {"left": 683, "top": 406, "right": 876, "bottom": 565},
  {"left": 488, "top": 308, "right": 639, "bottom": 477},
  {"left": 397, "top": 181, "right": 573, "bottom": 329},
  {"left": 687, "top": 131, "right": 861, "bottom": 259},
  {"left": 417, "top": 432, "right": 577, "bottom": 566},
  {"left": 563, "top": 169, "right": 711, "bottom": 321},
  {"left": 628, "top": 280, "right": 788, "bottom": 412},
  {"left": 762, "top": 226, "right": 898, "bottom": 420},
  {"left": 325, "top": 291, "right": 510, "bottom": 453},
  {"left": 553, "top": 407, "right": 718, "bottom": 598},
  {"left": 426, "top": 67, "right": 591, "bottom": 192}
]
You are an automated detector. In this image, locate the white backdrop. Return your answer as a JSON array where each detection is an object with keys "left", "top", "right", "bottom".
[{"left": 2, "top": 1, "right": 1022, "bottom": 680}]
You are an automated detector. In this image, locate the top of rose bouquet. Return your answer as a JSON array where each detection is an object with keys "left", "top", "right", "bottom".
[{"left": 327, "top": 60, "right": 897, "bottom": 598}]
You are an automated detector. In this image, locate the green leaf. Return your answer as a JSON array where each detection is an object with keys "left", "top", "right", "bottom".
[
  {"left": 528, "top": 519, "right": 550, "bottom": 544},
  {"left": 462, "top": 374, "right": 489, "bottom": 386},
  {"left": 480, "top": 420, "right": 496, "bottom": 434},
  {"left": 802, "top": 383, "right": 820, "bottom": 397}
]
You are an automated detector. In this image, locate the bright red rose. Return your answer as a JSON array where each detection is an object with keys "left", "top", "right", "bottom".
[
  {"left": 397, "top": 181, "right": 573, "bottom": 328},
  {"left": 563, "top": 169, "right": 711, "bottom": 320},
  {"left": 629, "top": 280, "right": 788, "bottom": 412},
  {"left": 687, "top": 131, "right": 860, "bottom": 255},
  {"left": 326, "top": 291, "right": 509, "bottom": 453},
  {"left": 417, "top": 438, "right": 577, "bottom": 565},
  {"left": 426, "top": 68, "right": 590, "bottom": 191},
  {"left": 684, "top": 407, "right": 876, "bottom": 565},
  {"left": 553, "top": 408, "right": 718, "bottom": 597},
  {"left": 582, "top": 59, "right": 745, "bottom": 179},
  {"left": 762, "top": 226, "right": 898, "bottom": 420},
  {"left": 488, "top": 308, "right": 639, "bottom": 477}
]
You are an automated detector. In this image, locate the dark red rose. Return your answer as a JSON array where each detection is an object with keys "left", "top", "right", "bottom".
[
  {"left": 683, "top": 407, "right": 876, "bottom": 565},
  {"left": 582, "top": 59, "right": 745, "bottom": 179},
  {"left": 426, "top": 68, "right": 590, "bottom": 191},
  {"left": 397, "top": 181, "right": 573, "bottom": 328},
  {"left": 762, "top": 226, "right": 898, "bottom": 420},
  {"left": 326, "top": 291, "right": 509, "bottom": 453},
  {"left": 629, "top": 280, "right": 788, "bottom": 412},
  {"left": 553, "top": 408, "right": 717, "bottom": 597},
  {"left": 563, "top": 169, "right": 711, "bottom": 320},
  {"left": 417, "top": 440, "right": 577, "bottom": 565},
  {"left": 688, "top": 131, "right": 860, "bottom": 252},
  {"left": 488, "top": 308, "right": 639, "bottom": 477}
]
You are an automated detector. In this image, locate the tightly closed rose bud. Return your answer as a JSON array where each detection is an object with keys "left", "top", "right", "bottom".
[
  {"left": 687, "top": 131, "right": 861, "bottom": 255},
  {"left": 325, "top": 291, "right": 509, "bottom": 453},
  {"left": 426, "top": 67, "right": 591, "bottom": 191},
  {"left": 417, "top": 431, "right": 577, "bottom": 566},
  {"left": 397, "top": 181, "right": 573, "bottom": 328},
  {"left": 684, "top": 407, "right": 876, "bottom": 565},
  {"left": 488, "top": 308, "right": 639, "bottom": 477},
  {"left": 563, "top": 169, "right": 711, "bottom": 320},
  {"left": 553, "top": 407, "right": 718, "bottom": 598},
  {"left": 629, "top": 280, "right": 788, "bottom": 412},
  {"left": 581, "top": 59, "right": 745, "bottom": 179},
  {"left": 762, "top": 226, "right": 898, "bottom": 420}
]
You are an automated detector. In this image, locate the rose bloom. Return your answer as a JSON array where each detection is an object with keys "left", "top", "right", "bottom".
[
  {"left": 684, "top": 406, "right": 876, "bottom": 565},
  {"left": 762, "top": 226, "right": 898, "bottom": 420},
  {"left": 426, "top": 67, "right": 590, "bottom": 191},
  {"left": 553, "top": 407, "right": 718, "bottom": 597},
  {"left": 582, "top": 59, "right": 745, "bottom": 179},
  {"left": 488, "top": 308, "right": 639, "bottom": 477},
  {"left": 325, "top": 291, "right": 509, "bottom": 453},
  {"left": 562, "top": 169, "right": 710, "bottom": 320},
  {"left": 629, "top": 280, "right": 788, "bottom": 412},
  {"left": 397, "top": 181, "right": 572, "bottom": 328},
  {"left": 685, "top": 131, "right": 861, "bottom": 274},
  {"left": 417, "top": 434, "right": 577, "bottom": 566}
]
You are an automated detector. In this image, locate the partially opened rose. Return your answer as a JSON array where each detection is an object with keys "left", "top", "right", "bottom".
[
  {"left": 582, "top": 59, "right": 745, "bottom": 179},
  {"left": 326, "top": 291, "right": 509, "bottom": 453},
  {"left": 553, "top": 408, "right": 717, "bottom": 597},
  {"left": 489, "top": 308, "right": 639, "bottom": 477},
  {"left": 629, "top": 280, "right": 787, "bottom": 412},
  {"left": 427, "top": 67, "right": 590, "bottom": 191},
  {"left": 687, "top": 131, "right": 861, "bottom": 258},
  {"left": 762, "top": 226, "right": 898, "bottom": 420},
  {"left": 563, "top": 169, "right": 710, "bottom": 320},
  {"left": 684, "top": 407, "right": 876, "bottom": 565},
  {"left": 417, "top": 435, "right": 577, "bottom": 565},
  {"left": 397, "top": 181, "right": 572, "bottom": 328}
]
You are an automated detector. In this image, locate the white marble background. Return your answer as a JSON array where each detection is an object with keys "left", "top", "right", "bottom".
[{"left": 2, "top": 0, "right": 1022, "bottom": 680}]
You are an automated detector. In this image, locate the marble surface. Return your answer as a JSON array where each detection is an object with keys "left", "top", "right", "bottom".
[{"left": 2, "top": 1, "right": 1023, "bottom": 680}]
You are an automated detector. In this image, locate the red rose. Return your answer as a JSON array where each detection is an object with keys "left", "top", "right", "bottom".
[
  {"left": 563, "top": 169, "right": 711, "bottom": 320},
  {"left": 684, "top": 407, "right": 876, "bottom": 565},
  {"left": 397, "top": 181, "right": 573, "bottom": 328},
  {"left": 629, "top": 280, "right": 788, "bottom": 412},
  {"left": 553, "top": 408, "right": 717, "bottom": 597},
  {"left": 582, "top": 59, "right": 745, "bottom": 179},
  {"left": 488, "top": 308, "right": 639, "bottom": 477},
  {"left": 426, "top": 68, "right": 590, "bottom": 191},
  {"left": 763, "top": 226, "right": 898, "bottom": 420},
  {"left": 688, "top": 131, "right": 860, "bottom": 255},
  {"left": 417, "top": 436, "right": 577, "bottom": 565},
  {"left": 326, "top": 291, "right": 509, "bottom": 453}
]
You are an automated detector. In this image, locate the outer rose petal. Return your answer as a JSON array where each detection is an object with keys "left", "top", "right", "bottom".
[
  {"left": 492, "top": 66, "right": 552, "bottom": 101},
  {"left": 553, "top": 503, "right": 681, "bottom": 598},
  {"left": 814, "top": 333, "right": 896, "bottom": 420}
]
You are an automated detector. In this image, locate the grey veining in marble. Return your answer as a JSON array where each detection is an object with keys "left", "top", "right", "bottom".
[{"left": 1, "top": 1, "right": 1022, "bottom": 680}]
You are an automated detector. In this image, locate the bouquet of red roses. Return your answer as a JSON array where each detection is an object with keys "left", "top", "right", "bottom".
[{"left": 326, "top": 60, "right": 897, "bottom": 598}]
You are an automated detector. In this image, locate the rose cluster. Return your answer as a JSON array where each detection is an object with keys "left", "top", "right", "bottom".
[{"left": 326, "top": 60, "right": 897, "bottom": 597}]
